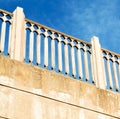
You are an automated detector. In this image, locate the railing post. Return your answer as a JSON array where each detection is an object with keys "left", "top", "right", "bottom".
[
  {"left": 91, "top": 36, "right": 106, "bottom": 89},
  {"left": 10, "top": 7, "right": 25, "bottom": 61}
]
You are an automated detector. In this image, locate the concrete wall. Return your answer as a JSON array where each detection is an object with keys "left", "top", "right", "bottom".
[{"left": 0, "top": 55, "right": 120, "bottom": 119}]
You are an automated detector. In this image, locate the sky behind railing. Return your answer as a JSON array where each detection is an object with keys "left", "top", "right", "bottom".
[{"left": 0, "top": 0, "right": 120, "bottom": 54}]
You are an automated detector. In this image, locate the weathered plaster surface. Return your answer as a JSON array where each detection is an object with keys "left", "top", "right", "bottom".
[{"left": 0, "top": 55, "right": 119, "bottom": 119}]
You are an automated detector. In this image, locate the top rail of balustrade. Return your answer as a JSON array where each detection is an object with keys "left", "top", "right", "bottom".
[
  {"left": 25, "top": 18, "right": 91, "bottom": 46},
  {"left": 0, "top": 9, "right": 13, "bottom": 16},
  {"left": 102, "top": 48, "right": 120, "bottom": 59}
]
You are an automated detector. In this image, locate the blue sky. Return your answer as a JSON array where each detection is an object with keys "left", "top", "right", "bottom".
[{"left": 0, "top": 0, "right": 120, "bottom": 54}]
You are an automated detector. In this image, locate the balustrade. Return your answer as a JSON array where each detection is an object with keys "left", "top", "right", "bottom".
[
  {"left": 0, "top": 7, "right": 120, "bottom": 92},
  {"left": 0, "top": 9, "right": 12, "bottom": 56},
  {"left": 102, "top": 49, "right": 120, "bottom": 92},
  {"left": 25, "top": 19, "right": 93, "bottom": 84}
]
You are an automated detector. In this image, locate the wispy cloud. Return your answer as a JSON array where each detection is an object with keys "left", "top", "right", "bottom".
[{"left": 61, "top": 0, "right": 120, "bottom": 53}]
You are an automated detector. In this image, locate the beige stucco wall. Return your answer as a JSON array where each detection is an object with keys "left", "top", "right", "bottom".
[{"left": 0, "top": 55, "right": 120, "bottom": 119}]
